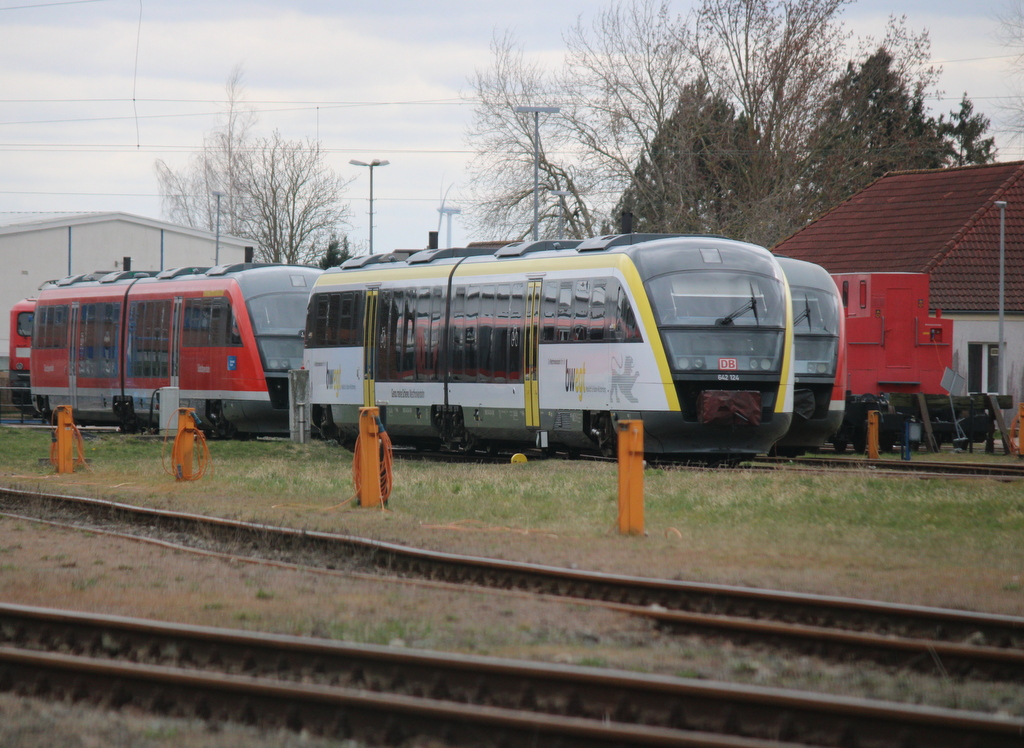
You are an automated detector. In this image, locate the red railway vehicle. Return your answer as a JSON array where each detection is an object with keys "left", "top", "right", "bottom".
[
  {"left": 7, "top": 297, "right": 38, "bottom": 417},
  {"left": 30, "top": 263, "right": 322, "bottom": 435},
  {"left": 830, "top": 272, "right": 957, "bottom": 452}
]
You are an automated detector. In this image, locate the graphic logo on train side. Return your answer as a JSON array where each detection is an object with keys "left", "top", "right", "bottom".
[
  {"left": 718, "top": 358, "right": 738, "bottom": 370},
  {"left": 565, "top": 362, "right": 586, "bottom": 402}
]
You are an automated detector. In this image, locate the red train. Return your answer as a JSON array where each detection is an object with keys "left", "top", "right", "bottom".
[
  {"left": 27, "top": 263, "right": 322, "bottom": 435},
  {"left": 7, "top": 297, "right": 37, "bottom": 417},
  {"left": 829, "top": 272, "right": 955, "bottom": 452}
]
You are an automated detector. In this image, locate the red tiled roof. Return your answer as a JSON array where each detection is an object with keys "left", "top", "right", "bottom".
[{"left": 773, "top": 161, "right": 1024, "bottom": 312}]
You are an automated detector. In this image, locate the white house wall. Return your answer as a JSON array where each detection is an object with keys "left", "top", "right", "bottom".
[{"left": 948, "top": 313, "right": 1024, "bottom": 405}]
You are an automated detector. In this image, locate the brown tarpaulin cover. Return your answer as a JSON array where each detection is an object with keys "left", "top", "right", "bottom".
[{"left": 699, "top": 390, "right": 763, "bottom": 426}]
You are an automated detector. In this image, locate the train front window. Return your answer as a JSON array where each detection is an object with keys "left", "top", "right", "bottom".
[
  {"left": 791, "top": 288, "right": 838, "bottom": 335},
  {"left": 647, "top": 271, "right": 785, "bottom": 328},
  {"left": 248, "top": 293, "right": 309, "bottom": 336},
  {"left": 17, "top": 312, "right": 33, "bottom": 338}
]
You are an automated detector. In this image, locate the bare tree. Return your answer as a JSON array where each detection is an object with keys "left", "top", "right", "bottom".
[
  {"left": 155, "top": 65, "right": 255, "bottom": 235},
  {"left": 689, "top": 0, "right": 851, "bottom": 244},
  {"left": 560, "top": 0, "right": 693, "bottom": 233},
  {"left": 236, "top": 130, "right": 352, "bottom": 264},
  {"left": 466, "top": 1, "right": 691, "bottom": 240},
  {"left": 155, "top": 67, "right": 351, "bottom": 264},
  {"left": 465, "top": 31, "right": 593, "bottom": 240}
]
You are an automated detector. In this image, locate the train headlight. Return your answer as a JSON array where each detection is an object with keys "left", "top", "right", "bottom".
[
  {"left": 15, "top": 362, "right": 23, "bottom": 370},
  {"left": 749, "top": 359, "right": 759, "bottom": 370},
  {"left": 693, "top": 357, "right": 705, "bottom": 369},
  {"left": 760, "top": 359, "right": 772, "bottom": 370},
  {"left": 676, "top": 357, "right": 691, "bottom": 370}
]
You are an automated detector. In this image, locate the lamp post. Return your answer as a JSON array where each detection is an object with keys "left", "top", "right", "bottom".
[
  {"left": 438, "top": 205, "right": 461, "bottom": 248},
  {"left": 514, "top": 105, "right": 560, "bottom": 241},
  {"left": 550, "top": 189, "right": 570, "bottom": 240},
  {"left": 350, "top": 158, "right": 390, "bottom": 254},
  {"left": 212, "top": 190, "right": 224, "bottom": 265},
  {"left": 996, "top": 200, "right": 1007, "bottom": 395}
]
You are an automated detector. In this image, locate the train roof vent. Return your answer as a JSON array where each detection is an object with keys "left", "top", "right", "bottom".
[
  {"left": 55, "top": 271, "right": 114, "bottom": 286},
  {"left": 156, "top": 266, "right": 210, "bottom": 279},
  {"left": 495, "top": 239, "right": 581, "bottom": 257},
  {"left": 340, "top": 253, "right": 399, "bottom": 269},
  {"left": 99, "top": 270, "right": 157, "bottom": 283},
  {"left": 408, "top": 246, "right": 497, "bottom": 264},
  {"left": 206, "top": 262, "right": 280, "bottom": 276}
]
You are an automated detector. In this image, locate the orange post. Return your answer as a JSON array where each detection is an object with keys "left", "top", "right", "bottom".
[
  {"left": 172, "top": 408, "right": 197, "bottom": 481},
  {"left": 357, "top": 407, "right": 384, "bottom": 507},
  {"left": 54, "top": 405, "right": 75, "bottom": 474},
  {"left": 867, "top": 410, "right": 880, "bottom": 460},
  {"left": 1017, "top": 403, "right": 1024, "bottom": 459},
  {"left": 617, "top": 419, "right": 644, "bottom": 535}
]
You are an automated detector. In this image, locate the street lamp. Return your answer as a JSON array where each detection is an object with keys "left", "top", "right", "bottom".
[
  {"left": 438, "top": 205, "right": 461, "bottom": 248},
  {"left": 350, "top": 158, "right": 390, "bottom": 254},
  {"left": 212, "top": 190, "right": 225, "bottom": 265},
  {"left": 550, "top": 189, "right": 570, "bottom": 241},
  {"left": 514, "top": 105, "right": 560, "bottom": 241},
  {"left": 996, "top": 200, "right": 1007, "bottom": 395}
]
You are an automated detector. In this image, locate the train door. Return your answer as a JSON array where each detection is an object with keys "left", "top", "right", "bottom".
[
  {"left": 67, "top": 302, "right": 80, "bottom": 409},
  {"left": 362, "top": 288, "right": 379, "bottom": 407},
  {"left": 169, "top": 296, "right": 183, "bottom": 388},
  {"left": 884, "top": 286, "right": 913, "bottom": 370},
  {"left": 524, "top": 280, "right": 542, "bottom": 428}
]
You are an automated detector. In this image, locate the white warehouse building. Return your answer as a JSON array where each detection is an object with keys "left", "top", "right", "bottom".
[{"left": 0, "top": 212, "right": 253, "bottom": 364}]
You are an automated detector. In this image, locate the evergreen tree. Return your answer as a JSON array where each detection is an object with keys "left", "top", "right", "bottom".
[
  {"left": 939, "top": 95, "right": 996, "bottom": 167},
  {"left": 318, "top": 235, "right": 352, "bottom": 269}
]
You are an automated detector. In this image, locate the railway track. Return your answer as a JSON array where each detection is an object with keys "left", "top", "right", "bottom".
[
  {"left": 2, "top": 602, "right": 1023, "bottom": 747},
  {"left": 2, "top": 486, "right": 1024, "bottom": 687},
  {"left": 753, "top": 454, "right": 1024, "bottom": 479}
]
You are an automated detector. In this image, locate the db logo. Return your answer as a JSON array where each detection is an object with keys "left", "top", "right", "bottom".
[{"left": 718, "top": 358, "right": 738, "bottom": 370}]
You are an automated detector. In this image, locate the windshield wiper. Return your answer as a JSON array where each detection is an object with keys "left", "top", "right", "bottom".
[
  {"left": 794, "top": 296, "right": 812, "bottom": 330},
  {"left": 716, "top": 284, "right": 759, "bottom": 326}
]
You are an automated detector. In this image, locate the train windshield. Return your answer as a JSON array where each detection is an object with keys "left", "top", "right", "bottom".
[
  {"left": 17, "top": 312, "right": 33, "bottom": 338},
  {"left": 646, "top": 271, "right": 785, "bottom": 328},
  {"left": 790, "top": 287, "right": 839, "bottom": 335},
  {"left": 248, "top": 292, "right": 309, "bottom": 372}
]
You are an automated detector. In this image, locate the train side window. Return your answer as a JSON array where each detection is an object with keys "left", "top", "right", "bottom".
[
  {"left": 541, "top": 282, "right": 557, "bottom": 342},
  {"left": 17, "top": 311, "right": 33, "bottom": 338},
  {"left": 429, "top": 286, "right": 444, "bottom": 382},
  {"left": 556, "top": 282, "right": 573, "bottom": 342},
  {"left": 590, "top": 282, "right": 607, "bottom": 341},
  {"left": 36, "top": 304, "right": 69, "bottom": 349},
  {"left": 128, "top": 300, "right": 171, "bottom": 378},
  {"left": 464, "top": 286, "right": 480, "bottom": 380},
  {"left": 77, "top": 302, "right": 120, "bottom": 378},
  {"left": 841, "top": 281, "right": 849, "bottom": 308},
  {"left": 493, "top": 284, "right": 511, "bottom": 383},
  {"left": 478, "top": 285, "right": 495, "bottom": 382},
  {"left": 573, "top": 280, "right": 589, "bottom": 341},
  {"left": 859, "top": 280, "right": 867, "bottom": 309},
  {"left": 613, "top": 283, "right": 642, "bottom": 342},
  {"left": 402, "top": 288, "right": 417, "bottom": 381},
  {"left": 509, "top": 283, "right": 524, "bottom": 382},
  {"left": 451, "top": 286, "right": 466, "bottom": 381}
]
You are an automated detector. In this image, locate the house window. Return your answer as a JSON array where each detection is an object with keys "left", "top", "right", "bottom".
[{"left": 967, "top": 343, "right": 1001, "bottom": 394}]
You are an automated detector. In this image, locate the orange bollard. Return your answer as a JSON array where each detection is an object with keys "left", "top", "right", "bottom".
[
  {"left": 356, "top": 407, "right": 384, "bottom": 507},
  {"left": 867, "top": 410, "right": 880, "bottom": 460},
  {"left": 172, "top": 408, "right": 198, "bottom": 481},
  {"left": 54, "top": 405, "right": 75, "bottom": 474},
  {"left": 616, "top": 419, "right": 644, "bottom": 536}
]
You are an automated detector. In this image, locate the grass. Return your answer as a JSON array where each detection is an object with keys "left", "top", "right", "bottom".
[{"left": 1, "top": 425, "right": 1023, "bottom": 611}]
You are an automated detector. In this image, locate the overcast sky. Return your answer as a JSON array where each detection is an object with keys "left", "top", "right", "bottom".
[{"left": 0, "top": 0, "right": 1018, "bottom": 255}]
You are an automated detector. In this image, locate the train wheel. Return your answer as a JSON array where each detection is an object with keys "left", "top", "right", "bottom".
[
  {"left": 831, "top": 440, "right": 847, "bottom": 454},
  {"left": 593, "top": 412, "right": 617, "bottom": 457}
]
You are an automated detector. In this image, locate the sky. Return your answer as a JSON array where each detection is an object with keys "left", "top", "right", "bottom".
[{"left": 0, "top": 0, "right": 1019, "bottom": 256}]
